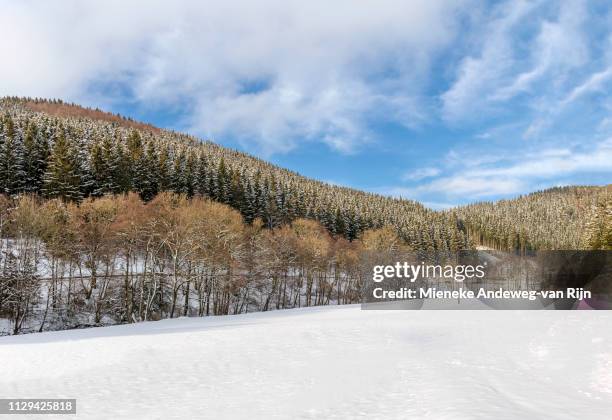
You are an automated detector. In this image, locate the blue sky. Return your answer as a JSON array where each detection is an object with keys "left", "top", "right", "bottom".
[{"left": 1, "top": 0, "right": 611, "bottom": 208}]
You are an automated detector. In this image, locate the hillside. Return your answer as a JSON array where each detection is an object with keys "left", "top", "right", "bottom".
[
  {"left": 2, "top": 305, "right": 612, "bottom": 419},
  {"left": 454, "top": 186, "right": 611, "bottom": 251},
  {"left": 0, "top": 97, "right": 608, "bottom": 251},
  {"left": 0, "top": 97, "right": 467, "bottom": 252}
]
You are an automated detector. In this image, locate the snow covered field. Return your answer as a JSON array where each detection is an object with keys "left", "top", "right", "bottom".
[{"left": 1, "top": 306, "right": 612, "bottom": 419}]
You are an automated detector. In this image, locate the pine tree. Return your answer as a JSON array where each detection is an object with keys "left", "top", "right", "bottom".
[
  {"left": 242, "top": 179, "right": 257, "bottom": 223},
  {"left": 114, "top": 143, "right": 131, "bottom": 193},
  {"left": 138, "top": 141, "right": 159, "bottom": 201},
  {"left": 171, "top": 149, "right": 186, "bottom": 194},
  {"left": 184, "top": 151, "right": 197, "bottom": 198},
  {"left": 0, "top": 115, "right": 25, "bottom": 195},
  {"left": 229, "top": 170, "right": 245, "bottom": 213},
  {"left": 126, "top": 130, "right": 144, "bottom": 192},
  {"left": 215, "top": 158, "right": 230, "bottom": 204},
  {"left": 23, "top": 123, "right": 43, "bottom": 193},
  {"left": 90, "top": 137, "right": 120, "bottom": 196},
  {"left": 43, "top": 127, "right": 82, "bottom": 201},
  {"left": 157, "top": 145, "right": 171, "bottom": 192},
  {"left": 74, "top": 130, "right": 95, "bottom": 197},
  {"left": 196, "top": 153, "right": 210, "bottom": 197}
]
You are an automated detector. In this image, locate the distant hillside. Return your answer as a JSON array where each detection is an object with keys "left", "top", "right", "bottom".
[{"left": 453, "top": 185, "right": 611, "bottom": 251}]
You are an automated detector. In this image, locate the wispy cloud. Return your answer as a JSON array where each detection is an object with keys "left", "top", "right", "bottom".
[
  {"left": 441, "top": 0, "right": 540, "bottom": 121},
  {"left": 442, "top": 0, "right": 591, "bottom": 126},
  {"left": 491, "top": 0, "right": 588, "bottom": 101},
  {"left": 402, "top": 167, "right": 440, "bottom": 181},
  {"left": 560, "top": 67, "right": 612, "bottom": 107},
  {"left": 402, "top": 139, "right": 612, "bottom": 201},
  {"left": 524, "top": 64, "right": 612, "bottom": 139}
]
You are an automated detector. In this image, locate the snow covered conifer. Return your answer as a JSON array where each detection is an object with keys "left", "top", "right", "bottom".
[
  {"left": 43, "top": 126, "right": 82, "bottom": 201},
  {"left": 0, "top": 115, "right": 25, "bottom": 195}
]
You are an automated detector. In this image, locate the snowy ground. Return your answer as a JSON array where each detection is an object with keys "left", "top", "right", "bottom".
[{"left": 1, "top": 306, "right": 612, "bottom": 419}]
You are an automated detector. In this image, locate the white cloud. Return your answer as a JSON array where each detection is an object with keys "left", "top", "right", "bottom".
[
  {"left": 523, "top": 65, "right": 612, "bottom": 139},
  {"left": 402, "top": 167, "right": 441, "bottom": 181},
  {"left": 560, "top": 67, "right": 612, "bottom": 107},
  {"left": 0, "top": 0, "right": 470, "bottom": 155},
  {"left": 492, "top": 0, "right": 588, "bottom": 101},
  {"left": 413, "top": 139, "right": 612, "bottom": 199},
  {"left": 442, "top": 0, "right": 590, "bottom": 122},
  {"left": 441, "top": 0, "right": 538, "bottom": 121},
  {"left": 420, "top": 176, "right": 524, "bottom": 198}
]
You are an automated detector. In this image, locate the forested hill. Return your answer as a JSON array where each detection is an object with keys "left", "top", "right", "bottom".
[
  {"left": 453, "top": 185, "right": 611, "bottom": 251},
  {"left": 0, "top": 97, "right": 469, "bottom": 252},
  {"left": 0, "top": 97, "right": 607, "bottom": 251}
]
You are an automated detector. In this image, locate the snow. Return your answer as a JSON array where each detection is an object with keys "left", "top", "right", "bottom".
[{"left": 1, "top": 306, "right": 612, "bottom": 419}]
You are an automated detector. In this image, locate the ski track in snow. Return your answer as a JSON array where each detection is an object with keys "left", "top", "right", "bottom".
[{"left": 1, "top": 306, "right": 612, "bottom": 419}]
